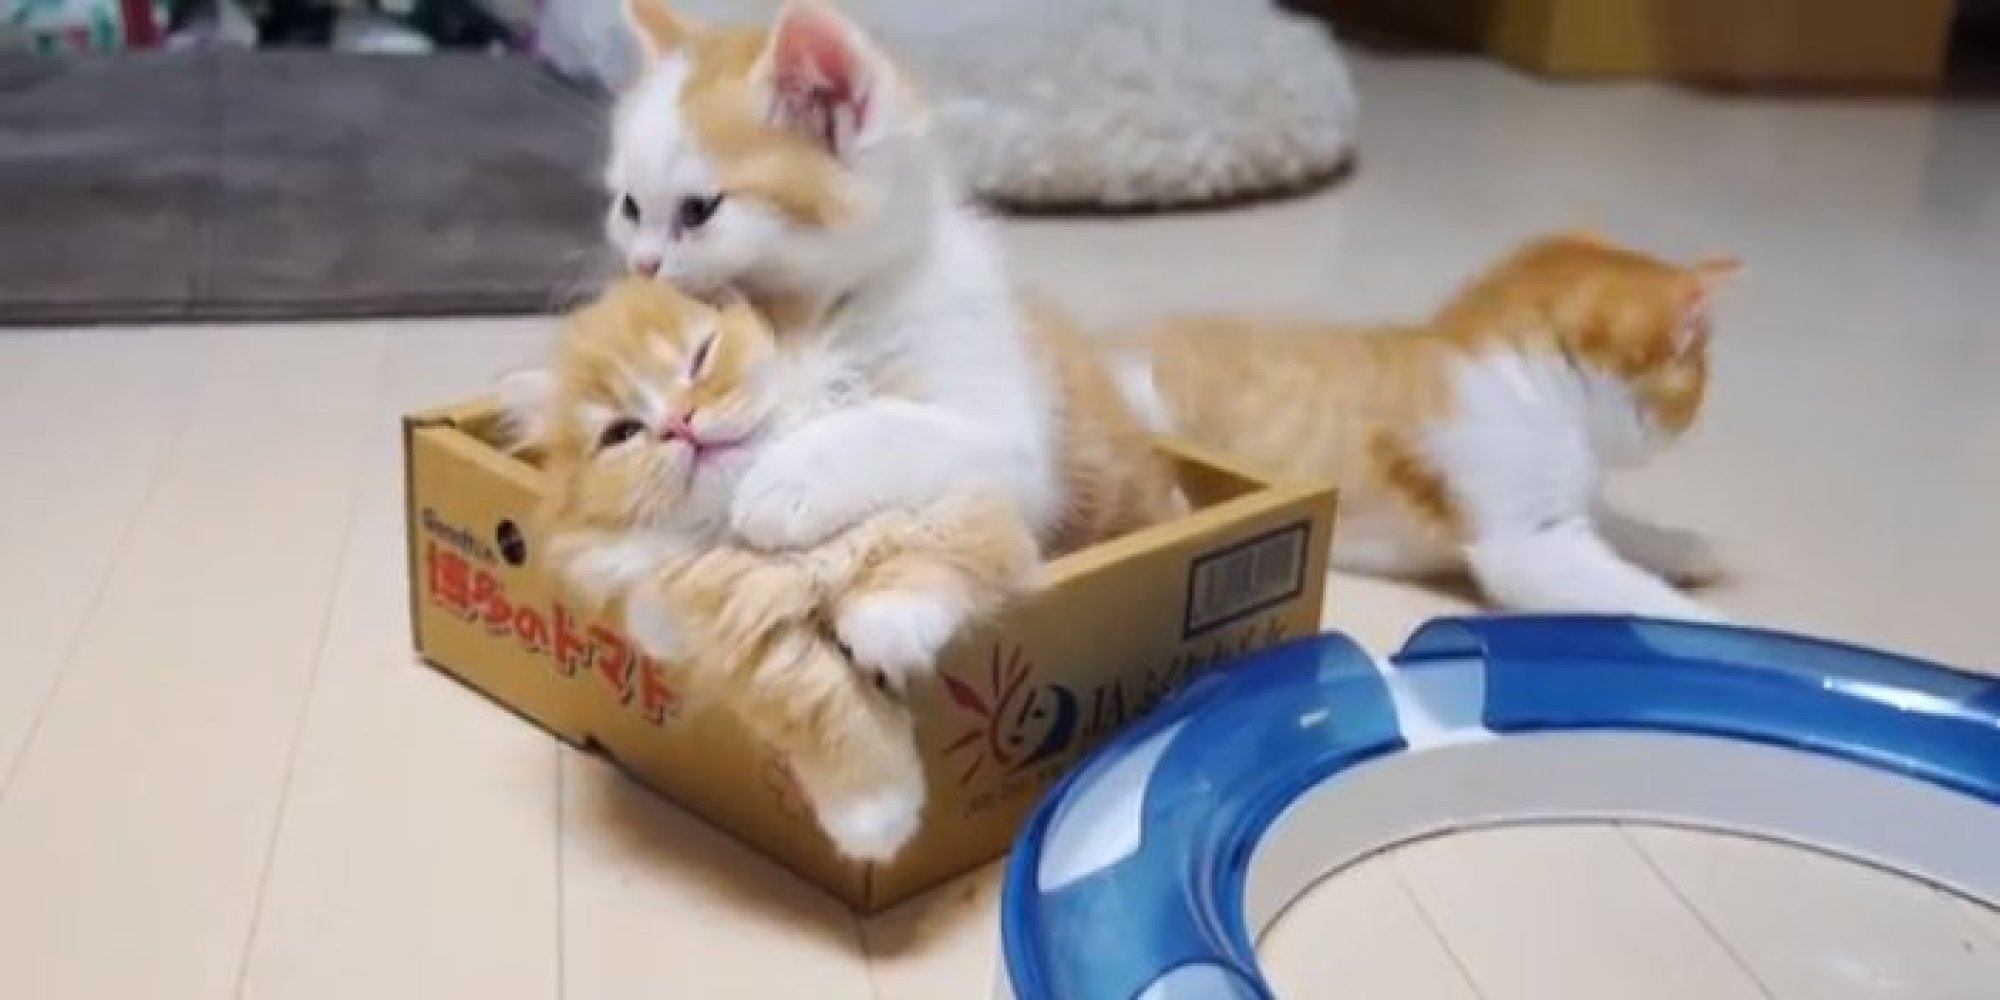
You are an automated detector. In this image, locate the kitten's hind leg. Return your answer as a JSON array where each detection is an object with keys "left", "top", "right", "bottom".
[
  {"left": 757, "top": 635, "right": 927, "bottom": 862},
  {"left": 1465, "top": 518, "right": 1723, "bottom": 621},
  {"left": 1596, "top": 503, "right": 1725, "bottom": 586}
]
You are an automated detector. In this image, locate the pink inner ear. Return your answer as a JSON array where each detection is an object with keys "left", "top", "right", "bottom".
[
  {"left": 768, "top": 3, "right": 872, "bottom": 154},
  {"left": 1673, "top": 291, "right": 1712, "bottom": 354}
]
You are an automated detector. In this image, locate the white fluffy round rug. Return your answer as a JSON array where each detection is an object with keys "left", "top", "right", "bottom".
[{"left": 537, "top": 0, "right": 1359, "bottom": 208}]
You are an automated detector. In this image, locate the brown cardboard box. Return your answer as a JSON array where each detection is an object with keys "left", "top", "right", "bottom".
[
  {"left": 1325, "top": 0, "right": 1956, "bottom": 85},
  {"left": 403, "top": 397, "right": 1335, "bottom": 912}
]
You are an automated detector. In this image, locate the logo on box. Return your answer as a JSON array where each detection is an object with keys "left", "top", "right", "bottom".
[
  {"left": 941, "top": 646, "right": 1078, "bottom": 788},
  {"left": 941, "top": 615, "right": 1292, "bottom": 818}
]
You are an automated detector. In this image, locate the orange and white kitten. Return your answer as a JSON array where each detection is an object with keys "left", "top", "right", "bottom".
[
  {"left": 602, "top": 0, "right": 1180, "bottom": 675},
  {"left": 501, "top": 278, "right": 1038, "bottom": 861},
  {"left": 1121, "top": 232, "right": 1738, "bottom": 621}
]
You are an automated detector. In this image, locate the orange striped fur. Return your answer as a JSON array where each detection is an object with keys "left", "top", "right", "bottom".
[{"left": 1128, "top": 232, "right": 1739, "bottom": 618}]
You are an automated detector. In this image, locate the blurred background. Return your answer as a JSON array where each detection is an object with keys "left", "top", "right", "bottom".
[{"left": 2, "top": 0, "right": 1993, "bottom": 325}]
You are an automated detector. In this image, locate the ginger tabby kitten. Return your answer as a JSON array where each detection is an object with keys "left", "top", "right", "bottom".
[
  {"left": 500, "top": 278, "right": 1038, "bottom": 861},
  {"left": 1121, "top": 231, "right": 1739, "bottom": 621}
]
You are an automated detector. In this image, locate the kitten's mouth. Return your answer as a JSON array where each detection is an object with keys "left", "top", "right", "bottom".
[
  {"left": 690, "top": 438, "right": 745, "bottom": 460},
  {"left": 678, "top": 431, "right": 756, "bottom": 466}
]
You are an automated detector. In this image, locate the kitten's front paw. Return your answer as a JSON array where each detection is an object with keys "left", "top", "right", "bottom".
[
  {"left": 1600, "top": 510, "right": 1727, "bottom": 587},
  {"left": 1635, "top": 528, "right": 1727, "bottom": 586},
  {"left": 835, "top": 590, "right": 964, "bottom": 693},
  {"left": 731, "top": 465, "right": 849, "bottom": 550}
]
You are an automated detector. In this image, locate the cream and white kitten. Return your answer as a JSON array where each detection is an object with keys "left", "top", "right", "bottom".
[
  {"left": 501, "top": 278, "right": 1041, "bottom": 860},
  {"left": 601, "top": 0, "right": 1069, "bottom": 678}
]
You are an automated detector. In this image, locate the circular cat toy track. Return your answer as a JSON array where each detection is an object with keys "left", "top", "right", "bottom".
[{"left": 995, "top": 615, "right": 2000, "bottom": 999}]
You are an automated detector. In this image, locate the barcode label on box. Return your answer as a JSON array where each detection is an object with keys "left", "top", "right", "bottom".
[{"left": 1183, "top": 521, "right": 1311, "bottom": 638}]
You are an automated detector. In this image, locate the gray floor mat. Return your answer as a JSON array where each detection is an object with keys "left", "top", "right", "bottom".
[{"left": 0, "top": 51, "right": 611, "bottom": 325}]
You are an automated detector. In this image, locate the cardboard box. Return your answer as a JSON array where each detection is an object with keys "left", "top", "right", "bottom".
[
  {"left": 1323, "top": 0, "right": 1956, "bottom": 85},
  {"left": 403, "top": 398, "right": 1335, "bottom": 912}
]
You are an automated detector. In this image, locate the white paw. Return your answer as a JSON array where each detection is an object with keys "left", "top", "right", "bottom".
[
  {"left": 836, "top": 591, "right": 963, "bottom": 691},
  {"left": 1599, "top": 512, "right": 1727, "bottom": 586},
  {"left": 620, "top": 589, "right": 686, "bottom": 661},
  {"left": 1657, "top": 594, "right": 1729, "bottom": 624},
  {"left": 1645, "top": 531, "right": 1727, "bottom": 587},
  {"left": 1594, "top": 576, "right": 1729, "bottom": 624},
  {"left": 731, "top": 465, "right": 846, "bottom": 550},
  {"left": 816, "top": 784, "right": 924, "bottom": 863}
]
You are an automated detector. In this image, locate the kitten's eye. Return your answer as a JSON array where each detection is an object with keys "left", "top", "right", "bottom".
[
  {"left": 619, "top": 195, "right": 641, "bottom": 223},
  {"left": 687, "top": 332, "right": 719, "bottom": 380},
  {"left": 676, "top": 195, "right": 724, "bottom": 231},
  {"left": 597, "top": 418, "right": 646, "bottom": 450}
]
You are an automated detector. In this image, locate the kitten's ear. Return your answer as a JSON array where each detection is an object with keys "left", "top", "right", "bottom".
[
  {"left": 495, "top": 367, "right": 559, "bottom": 453},
  {"left": 624, "top": 0, "right": 697, "bottom": 60},
  {"left": 1553, "top": 226, "right": 1611, "bottom": 248},
  {"left": 756, "top": 0, "right": 891, "bottom": 157},
  {"left": 1682, "top": 255, "right": 1743, "bottom": 311},
  {"left": 1689, "top": 255, "right": 1743, "bottom": 290},
  {"left": 1671, "top": 256, "right": 1741, "bottom": 352}
]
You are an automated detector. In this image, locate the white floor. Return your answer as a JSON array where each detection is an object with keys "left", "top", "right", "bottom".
[{"left": 2, "top": 50, "right": 1998, "bottom": 1000}]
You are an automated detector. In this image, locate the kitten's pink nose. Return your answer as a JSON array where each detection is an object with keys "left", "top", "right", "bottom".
[
  {"left": 661, "top": 410, "right": 697, "bottom": 443},
  {"left": 633, "top": 255, "right": 662, "bottom": 278}
]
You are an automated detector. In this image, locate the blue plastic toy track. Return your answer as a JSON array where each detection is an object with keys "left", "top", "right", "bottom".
[{"left": 996, "top": 615, "right": 2000, "bottom": 1000}]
